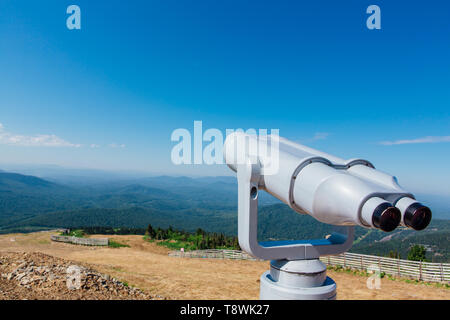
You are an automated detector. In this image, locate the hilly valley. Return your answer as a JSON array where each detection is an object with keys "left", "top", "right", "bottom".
[{"left": 0, "top": 170, "right": 449, "bottom": 262}]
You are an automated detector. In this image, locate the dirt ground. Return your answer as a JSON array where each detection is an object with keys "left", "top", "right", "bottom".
[
  {"left": 0, "top": 231, "right": 448, "bottom": 300},
  {"left": 0, "top": 251, "right": 155, "bottom": 300}
]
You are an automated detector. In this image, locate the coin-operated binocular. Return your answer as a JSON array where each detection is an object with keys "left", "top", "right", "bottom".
[{"left": 224, "top": 132, "right": 431, "bottom": 299}]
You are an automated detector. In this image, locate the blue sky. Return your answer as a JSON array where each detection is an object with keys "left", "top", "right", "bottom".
[{"left": 0, "top": 1, "right": 449, "bottom": 195}]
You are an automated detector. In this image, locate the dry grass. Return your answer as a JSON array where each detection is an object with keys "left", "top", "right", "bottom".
[{"left": 0, "top": 231, "right": 449, "bottom": 300}]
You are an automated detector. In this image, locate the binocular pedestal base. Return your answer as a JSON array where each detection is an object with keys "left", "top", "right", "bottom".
[{"left": 259, "top": 259, "right": 336, "bottom": 300}]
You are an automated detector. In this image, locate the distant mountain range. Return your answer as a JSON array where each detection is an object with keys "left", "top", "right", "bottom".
[
  {"left": 0, "top": 170, "right": 277, "bottom": 229},
  {"left": 0, "top": 169, "right": 449, "bottom": 262}
]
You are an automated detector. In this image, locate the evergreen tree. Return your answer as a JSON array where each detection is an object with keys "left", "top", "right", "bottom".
[
  {"left": 146, "top": 224, "right": 155, "bottom": 238},
  {"left": 407, "top": 245, "right": 428, "bottom": 262}
]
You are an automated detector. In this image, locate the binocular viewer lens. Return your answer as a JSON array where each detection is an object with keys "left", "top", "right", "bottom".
[
  {"left": 362, "top": 197, "right": 432, "bottom": 232},
  {"left": 404, "top": 203, "right": 432, "bottom": 231},
  {"left": 362, "top": 197, "right": 401, "bottom": 232},
  {"left": 394, "top": 197, "right": 432, "bottom": 231},
  {"left": 372, "top": 203, "right": 401, "bottom": 232},
  {"left": 368, "top": 199, "right": 432, "bottom": 232}
]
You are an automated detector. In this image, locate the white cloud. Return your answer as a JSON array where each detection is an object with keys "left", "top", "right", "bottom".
[
  {"left": 0, "top": 123, "right": 81, "bottom": 148},
  {"left": 90, "top": 144, "right": 100, "bottom": 148},
  {"left": 109, "top": 143, "right": 126, "bottom": 148},
  {"left": 380, "top": 136, "right": 450, "bottom": 146}
]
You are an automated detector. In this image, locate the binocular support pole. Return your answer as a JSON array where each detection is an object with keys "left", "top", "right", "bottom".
[
  {"left": 260, "top": 259, "right": 336, "bottom": 300},
  {"left": 236, "top": 160, "right": 353, "bottom": 300}
]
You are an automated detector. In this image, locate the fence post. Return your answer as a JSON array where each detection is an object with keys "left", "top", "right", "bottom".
[
  {"left": 360, "top": 256, "right": 363, "bottom": 270},
  {"left": 419, "top": 261, "right": 423, "bottom": 281},
  {"left": 397, "top": 259, "right": 400, "bottom": 277},
  {"left": 440, "top": 263, "right": 444, "bottom": 282},
  {"left": 378, "top": 257, "right": 381, "bottom": 273},
  {"left": 343, "top": 254, "right": 346, "bottom": 268},
  {"left": 328, "top": 256, "right": 330, "bottom": 265}
]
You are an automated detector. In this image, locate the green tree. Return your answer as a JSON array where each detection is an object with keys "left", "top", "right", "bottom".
[{"left": 407, "top": 245, "right": 427, "bottom": 262}]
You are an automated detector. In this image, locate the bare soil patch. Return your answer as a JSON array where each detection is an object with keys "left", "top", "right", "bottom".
[{"left": 0, "top": 251, "right": 159, "bottom": 300}]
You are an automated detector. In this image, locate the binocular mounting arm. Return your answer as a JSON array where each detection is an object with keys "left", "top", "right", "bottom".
[{"left": 237, "top": 158, "right": 354, "bottom": 261}]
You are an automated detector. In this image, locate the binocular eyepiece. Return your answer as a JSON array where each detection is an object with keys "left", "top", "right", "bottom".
[
  {"left": 361, "top": 197, "right": 401, "bottom": 232},
  {"left": 394, "top": 197, "right": 432, "bottom": 231},
  {"left": 361, "top": 196, "right": 432, "bottom": 232},
  {"left": 405, "top": 204, "right": 432, "bottom": 231},
  {"left": 372, "top": 203, "right": 401, "bottom": 232}
]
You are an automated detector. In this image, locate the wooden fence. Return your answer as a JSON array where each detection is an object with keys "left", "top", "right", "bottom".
[
  {"left": 169, "top": 249, "right": 450, "bottom": 283},
  {"left": 50, "top": 235, "right": 109, "bottom": 246},
  {"left": 321, "top": 252, "right": 450, "bottom": 283},
  {"left": 169, "top": 249, "right": 261, "bottom": 261}
]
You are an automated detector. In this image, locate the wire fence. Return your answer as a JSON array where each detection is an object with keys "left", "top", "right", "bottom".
[{"left": 169, "top": 249, "right": 450, "bottom": 283}]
